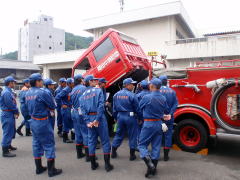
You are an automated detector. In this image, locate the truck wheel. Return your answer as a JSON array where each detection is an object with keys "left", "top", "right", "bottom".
[{"left": 174, "top": 119, "right": 208, "bottom": 152}]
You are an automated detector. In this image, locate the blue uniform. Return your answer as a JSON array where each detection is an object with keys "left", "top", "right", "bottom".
[
  {"left": 70, "top": 84, "right": 87, "bottom": 146},
  {"left": 112, "top": 88, "right": 142, "bottom": 150},
  {"left": 160, "top": 86, "right": 178, "bottom": 148},
  {"left": 56, "top": 86, "right": 73, "bottom": 133},
  {"left": 26, "top": 87, "right": 56, "bottom": 159},
  {"left": 19, "top": 86, "right": 30, "bottom": 129},
  {"left": 136, "top": 89, "right": 149, "bottom": 145},
  {"left": 44, "top": 88, "right": 56, "bottom": 129},
  {"left": 0, "top": 87, "right": 18, "bottom": 148},
  {"left": 80, "top": 87, "right": 111, "bottom": 156},
  {"left": 139, "top": 91, "right": 169, "bottom": 160},
  {"left": 55, "top": 86, "right": 63, "bottom": 130}
]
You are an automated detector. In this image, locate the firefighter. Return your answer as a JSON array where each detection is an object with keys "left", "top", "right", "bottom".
[
  {"left": 159, "top": 75, "right": 178, "bottom": 161},
  {"left": 16, "top": 79, "right": 32, "bottom": 136},
  {"left": 111, "top": 78, "right": 142, "bottom": 161},
  {"left": 55, "top": 78, "right": 67, "bottom": 137},
  {"left": 80, "top": 75, "right": 113, "bottom": 172},
  {"left": 0, "top": 76, "right": 19, "bottom": 157},
  {"left": 44, "top": 78, "right": 57, "bottom": 129},
  {"left": 25, "top": 73, "right": 62, "bottom": 177},
  {"left": 56, "top": 78, "right": 74, "bottom": 143},
  {"left": 70, "top": 74, "right": 86, "bottom": 159},
  {"left": 138, "top": 78, "right": 170, "bottom": 178},
  {"left": 136, "top": 80, "right": 149, "bottom": 149}
]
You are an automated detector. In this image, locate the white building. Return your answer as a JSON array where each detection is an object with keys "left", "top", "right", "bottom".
[
  {"left": 82, "top": 1, "right": 197, "bottom": 55},
  {"left": 18, "top": 15, "right": 65, "bottom": 61},
  {"left": 34, "top": 49, "right": 86, "bottom": 81}
]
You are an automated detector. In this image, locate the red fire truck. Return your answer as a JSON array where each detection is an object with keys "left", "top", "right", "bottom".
[
  {"left": 158, "top": 60, "right": 240, "bottom": 152},
  {"left": 72, "top": 29, "right": 240, "bottom": 152}
]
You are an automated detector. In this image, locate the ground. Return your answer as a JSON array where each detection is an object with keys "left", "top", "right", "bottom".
[{"left": 0, "top": 116, "right": 240, "bottom": 180}]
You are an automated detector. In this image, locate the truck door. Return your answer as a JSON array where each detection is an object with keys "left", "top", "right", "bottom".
[{"left": 91, "top": 37, "right": 127, "bottom": 86}]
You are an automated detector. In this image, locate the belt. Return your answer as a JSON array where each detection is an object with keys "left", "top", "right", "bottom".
[
  {"left": 2, "top": 109, "right": 13, "bottom": 112},
  {"left": 144, "top": 119, "right": 161, "bottom": 122},
  {"left": 32, "top": 116, "right": 48, "bottom": 120},
  {"left": 88, "top": 112, "right": 97, "bottom": 115},
  {"left": 62, "top": 105, "right": 71, "bottom": 108}
]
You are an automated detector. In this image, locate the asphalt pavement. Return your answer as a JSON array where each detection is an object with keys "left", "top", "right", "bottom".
[{"left": 0, "top": 116, "right": 240, "bottom": 180}]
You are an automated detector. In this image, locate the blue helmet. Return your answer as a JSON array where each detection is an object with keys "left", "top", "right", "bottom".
[
  {"left": 150, "top": 78, "right": 162, "bottom": 87},
  {"left": 29, "top": 73, "right": 43, "bottom": 81},
  {"left": 123, "top": 78, "right": 137, "bottom": 85},
  {"left": 4, "top": 76, "right": 16, "bottom": 83}
]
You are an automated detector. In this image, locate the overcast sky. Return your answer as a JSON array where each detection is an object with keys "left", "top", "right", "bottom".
[{"left": 0, "top": 0, "right": 239, "bottom": 54}]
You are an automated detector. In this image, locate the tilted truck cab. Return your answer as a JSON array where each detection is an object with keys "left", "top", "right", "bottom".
[{"left": 72, "top": 29, "right": 151, "bottom": 95}]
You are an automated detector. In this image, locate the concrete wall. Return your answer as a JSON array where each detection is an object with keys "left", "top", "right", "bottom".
[
  {"left": 41, "top": 61, "right": 74, "bottom": 78},
  {"left": 164, "top": 34, "right": 240, "bottom": 61}
]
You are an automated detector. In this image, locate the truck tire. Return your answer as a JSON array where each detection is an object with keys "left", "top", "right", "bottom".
[{"left": 174, "top": 119, "right": 208, "bottom": 152}]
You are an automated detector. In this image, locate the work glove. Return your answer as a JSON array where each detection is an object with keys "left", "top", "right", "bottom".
[
  {"left": 50, "top": 110, "right": 55, "bottom": 117},
  {"left": 162, "top": 123, "right": 168, "bottom": 132}
]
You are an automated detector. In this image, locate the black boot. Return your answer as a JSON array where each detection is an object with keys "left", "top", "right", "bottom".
[
  {"left": 16, "top": 125, "right": 24, "bottom": 136},
  {"left": 76, "top": 145, "right": 85, "bottom": 159},
  {"left": 129, "top": 149, "right": 136, "bottom": 161},
  {"left": 85, "top": 147, "right": 90, "bottom": 162},
  {"left": 47, "top": 159, "right": 62, "bottom": 177},
  {"left": 8, "top": 145, "right": 17, "bottom": 151},
  {"left": 143, "top": 156, "right": 155, "bottom": 178},
  {"left": 71, "top": 131, "right": 75, "bottom": 141},
  {"left": 152, "top": 159, "right": 158, "bottom": 175},
  {"left": 164, "top": 149, "right": 170, "bottom": 161},
  {"left": 104, "top": 154, "right": 114, "bottom": 172},
  {"left": 90, "top": 155, "right": 99, "bottom": 170},
  {"left": 26, "top": 128, "right": 32, "bottom": 136},
  {"left": 2, "top": 147, "right": 16, "bottom": 157},
  {"left": 111, "top": 147, "right": 118, "bottom": 159},
  {"left": 62, "top": 132, "right": 73, "bottom": 143},
  {"left": 35, "top": 158, "right": 47, "bottom": 175}
]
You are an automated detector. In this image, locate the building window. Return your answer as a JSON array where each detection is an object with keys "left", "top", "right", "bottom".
[
  {"left": 60, "top": 42, "right": 62, "bottom": 45},
  {"left": 93, "top": 37, "right": 114, "bottom": 62},
  {"left": 49, "top": 35, "right": 52, "bottom": 38},
  {"left": 49, "top": 46, "right": 52, "bottom": 50},
  {"left": 37, "top": 36, "right": 39, "bottom": 39},
  {"left": 176, "top": 30, "right": 184, "bottom": 40},
  {"left": 44, "top": 18, "right": 48, "bottom": 21},
  {"left": 38, "top": 44, "right": 41, "bottom": 48}
]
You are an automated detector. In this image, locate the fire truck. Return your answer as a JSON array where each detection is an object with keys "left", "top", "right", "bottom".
[{"left": 72, "top": 29, "right": 240, "bottom": 152}]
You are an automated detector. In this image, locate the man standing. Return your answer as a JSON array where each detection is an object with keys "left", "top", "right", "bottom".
[
  {"left": 0, "top": 76, "right": 19, "bottom": 157},
  {"left": 138, "top": 78, "right": 170, "bottom": 178},
  {"left": 70, "top": 74, "right": 86, "bottom": 159},
  {"left": 44, "top": 78, "right": 57, "bottom": 129},
  {"left": 159, "top": 75, "right": 178, "bottom": 161},
  {"left": 26, "top": 73, "right": 62, "bottom": 177},
  {"left": 56, "top": 78, "right": 74, "bottom": 143},
  {"left": 80, "top": 75, "right": 113, "bottom": 172},
  {"left": 55, "top": 78, "right": 67, "bottom": 137},
  {"left": 136, "top": 80, "right": 149, "bottom": 147},
  {"left": 16, "top": 79, "right": 32, "bottom": 136},
  {"left": 111, "top": 78, "right": 142, "bottom": 161}
]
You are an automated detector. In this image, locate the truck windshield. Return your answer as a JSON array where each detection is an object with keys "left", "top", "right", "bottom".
[
  {"left": 93, "top": 37, "right": 114, "bottom": 62},
  {"left": 119, "top": 33, "right": 138, "bottom": 45},
  {"left": 73, "top": 57, "right": 91, "bottom": 76}
]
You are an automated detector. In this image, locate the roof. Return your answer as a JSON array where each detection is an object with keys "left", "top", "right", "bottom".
[
  {"left": 0, "top": 59, "right": 40, "bottom": 70},
  {"left": 82, "top": 1, "right": 197, "bottom": 37},
  {"left": 204, "top": 30, "right": 240, "bottom": 37},
  {"left": 33, "top": 49, "right": 86, "bottom": 65}
]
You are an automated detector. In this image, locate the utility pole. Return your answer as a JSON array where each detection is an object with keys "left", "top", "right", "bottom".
[{"left": 119, "top": 0, "right": 124, "bottom": 12}]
